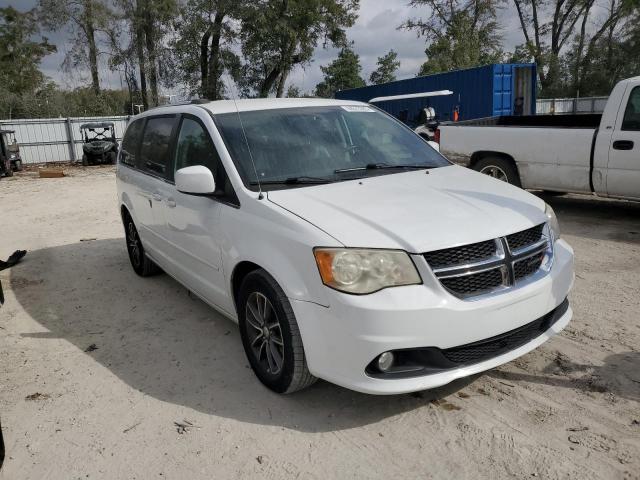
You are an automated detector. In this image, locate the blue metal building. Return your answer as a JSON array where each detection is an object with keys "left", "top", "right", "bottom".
[{"left": 335, "top": 63, "right": 537, "bottom": 126}]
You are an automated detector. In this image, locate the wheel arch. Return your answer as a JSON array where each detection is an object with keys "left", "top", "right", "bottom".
[
  {"left": 469, "top": 151, "right": 517, "bottom": 170},
  {"left": 230, "top": 261, "right": 263, "bottom": 314}
]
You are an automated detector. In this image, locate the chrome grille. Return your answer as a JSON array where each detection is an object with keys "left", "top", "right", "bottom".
[{"left": 424, "top": 223, "right": 550, "bottom": 299}]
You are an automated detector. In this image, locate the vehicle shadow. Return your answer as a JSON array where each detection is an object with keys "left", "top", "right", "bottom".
[
  {"left": 536, "top": 193, "right": 640, "bottom": 244},
  {"left": 10, "top": 239, "right": 476, "bottom": 433},
  {"left": 489, "top": 351, "right": 640, "bottom": 403}
]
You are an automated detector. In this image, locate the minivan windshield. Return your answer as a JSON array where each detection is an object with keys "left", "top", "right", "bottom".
[{"left": 213, "top": 105, "right": 450, "bottom": 190}]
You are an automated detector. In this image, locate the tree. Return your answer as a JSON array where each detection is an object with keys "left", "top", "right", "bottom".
[
  {"left": 38, "top": 0, "right": 111, "bottom": 95},
  {"left": 110, "top": 0, "right": 176, "bottom": 109},
  {"left": 285, "top": 84, "right": 302, "bottom": 97},
  {"left": 0, "top": 7, "right": 56, "bottom": 96},
  {"left": 169, "top": 0, "right": 242, "bottom": 99},
  {"left": 401, "top": 0, "right": 503, "bottom": 76},
  {"left": 314, "top": 45, "right": 365, "bottom": 98},
  {"left": 239, "top": 0, "right": 359, "bottom": 98},
  {"left": 369, "top": 50, "right": 400, "bottom": 84}
]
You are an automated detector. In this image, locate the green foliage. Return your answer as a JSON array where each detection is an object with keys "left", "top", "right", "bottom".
[
  {"left": 403, "top": 0, "right": 503, "bottom": 76},
  {"left": 238, "top": 0, "right": 359, "bottom": 97},
  {"left": 315, "top": 45, "right": 365, "bottom": 98},
  {"left": 0, "top": 84, "right": 131, "bottom": 119},
  {"left": 285, "top": 84, "right": 302, "bottom": 97},
  {"left": 0, "top": 7, "right": 56, "bottom": 96},
  {"left": 369, "top": 50, "right": 400, "bottom": 84}
]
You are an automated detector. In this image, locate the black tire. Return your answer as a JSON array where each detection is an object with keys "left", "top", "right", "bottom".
[
  {"left": 108, "top": 151, "right": 117, "bottom": 164},
  {"left": 473, "top": 156, "right": 521, "bottom": 187},
  {"left": 122, "top": 211, "right": 162, "bottom": 277},
  {"left": 238, "top": 269, "right": 316, "bottom": 394},
  {"left": 13, "top": 159, "right": 22, "bottom": 172},
  {"left": 82, "top": 154, "right": 89, "bottom": 166},
  {"left": 4, "top": 162, "right": 12, "bottom": 177}
]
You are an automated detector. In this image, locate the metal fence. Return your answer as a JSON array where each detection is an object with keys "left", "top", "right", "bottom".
[
  {"left": 0, "top": 115, "right": 130, "bottom": 165},
  {"left": 536, "top": 96, "right": 609, "bottom": 115}
]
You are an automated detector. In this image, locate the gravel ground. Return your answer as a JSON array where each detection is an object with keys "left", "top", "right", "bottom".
[{"left": 0, "top": 166, "right": 638, "bottom": 479}]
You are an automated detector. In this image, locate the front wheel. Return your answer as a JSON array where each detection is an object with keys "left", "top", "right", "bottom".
[
  {"left": 473, "top": 156, "right": 521, "bottom": 187},
  {"left": 238, "top": 270, "right": 316, "bottom": 394}
]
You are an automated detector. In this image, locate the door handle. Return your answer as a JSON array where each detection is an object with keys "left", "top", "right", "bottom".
[
  {"left": 152, "top": 193, "right": 163, "bottom": 202},
  {"left": 612, "top": 140, "right": 634, "bottom": 150},
  {"left": 166, "top": 198, "right": 176, "bottom": 208}
]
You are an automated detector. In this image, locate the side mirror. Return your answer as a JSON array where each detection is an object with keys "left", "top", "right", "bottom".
[{"left": 175, "top": 165, "right": 216, "bottom": 195}]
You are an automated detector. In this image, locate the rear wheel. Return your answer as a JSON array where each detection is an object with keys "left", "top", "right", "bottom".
[
  {"left": 238, "top": 269, "right": 316, "bottom": 394},
  {"left": 82, "top": 154, "right": 88, "bottom": 166},
  {"left": 122, "top": 212, "right": 161, "bottom": 277},
  {"left": 473, "top": 156, "right": 521, "bottom": 187}
]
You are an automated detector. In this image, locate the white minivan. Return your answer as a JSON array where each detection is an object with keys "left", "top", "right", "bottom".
[{"left": 116, "top": 99, "right": 574, "bottom": 395}]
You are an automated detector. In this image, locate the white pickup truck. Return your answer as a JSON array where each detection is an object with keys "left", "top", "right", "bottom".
[{"left": 438, "top": 76, "right": 640, "bottom": 201}]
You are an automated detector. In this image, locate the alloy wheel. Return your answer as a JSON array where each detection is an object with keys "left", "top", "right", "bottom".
[
  {"left": 127, "top": 221, "right": 141, "bottom": 268},
  {"left": 245, "top": 292, "right": 285, "bottom": 375},
  {"left": 480, "top": 165, "right": 509, "bottom": 182}
]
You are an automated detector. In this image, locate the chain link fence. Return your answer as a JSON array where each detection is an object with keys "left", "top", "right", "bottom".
[{"left": 0, "top": 116, "right": 130, "bottom": 165}]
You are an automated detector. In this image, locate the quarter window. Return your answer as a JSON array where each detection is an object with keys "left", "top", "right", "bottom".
[
  {"left": 120, "top": 119, "right": 144, "bottom": 167},
  {"left": 140, "top": 116, "right": 177, "bottom": 177},
  {"left": 622, "top": 86, "right": 640, "bottom": 131}
]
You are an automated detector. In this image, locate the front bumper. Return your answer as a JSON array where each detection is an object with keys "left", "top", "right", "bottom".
[{"left": 291, "top": 239, "right": 574, "bottom": 394}]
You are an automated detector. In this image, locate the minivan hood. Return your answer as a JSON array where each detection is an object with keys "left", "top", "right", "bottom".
[{"left": 267, "top": 165, "right": 547, "bottom": 253}]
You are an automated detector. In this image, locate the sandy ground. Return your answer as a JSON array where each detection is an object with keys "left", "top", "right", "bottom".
[{"left": 0, "top": 166, "right": 639, "bottom": 480}]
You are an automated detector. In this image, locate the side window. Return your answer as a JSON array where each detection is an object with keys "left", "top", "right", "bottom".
[
  {"left": 622, "top": 86, "right": 640, "bottom": 131},
  {"left": 139, "top": 116, "right": 177, "bottom": 178},
  {"left": 120, "top": 119, "right": 144, "bottom": 167},
  {"left": 175, "top": 118, "right": 220, "bottom": 178},
  {"left": 174, "top": 117, "right": 238, "bottom": 204}
]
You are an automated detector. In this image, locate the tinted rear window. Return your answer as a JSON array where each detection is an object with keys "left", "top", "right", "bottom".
[
  {"left": 120, "top": 119, "right": 144, "bottom": 167},
  {"left": 140, "top": 116, "right": 177, "bottom": 178}
]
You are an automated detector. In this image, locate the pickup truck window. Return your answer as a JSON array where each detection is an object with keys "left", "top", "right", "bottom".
[
  {"left": 622, "top": 86, "right": 640, "bottom": 131},
  {"left": 214, "top": 106, "right": 449, "bottom": 190}
]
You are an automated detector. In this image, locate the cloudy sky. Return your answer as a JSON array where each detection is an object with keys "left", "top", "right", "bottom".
[{"left": 2, "top": 0, "right": 525, "bottom": 95}]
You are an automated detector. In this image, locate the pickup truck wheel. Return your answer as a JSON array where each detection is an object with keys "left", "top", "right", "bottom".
[
  {"left": 123, "top": 213, "right": 161, "bottom": 277},
  {"left": 238, "top": 269, "right": 316, "bottom": 394},
  {"left": 474, "top": 157, "right": 521, "bottom": 187}
]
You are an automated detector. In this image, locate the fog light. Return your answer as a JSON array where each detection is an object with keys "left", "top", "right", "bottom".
[{"left": 377, "top": 351, "right": 395, "bottom": 372}]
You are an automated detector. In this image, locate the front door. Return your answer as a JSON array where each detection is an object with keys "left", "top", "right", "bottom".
[
  {"left": 607, "top": 85, "right": 640, "bottom": 200},
  {"left": 158, "top": 114, "right": 232, "bottom": 312}
]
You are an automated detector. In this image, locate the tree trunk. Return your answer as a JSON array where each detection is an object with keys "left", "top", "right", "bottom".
[
  {"left": 259, "top": 67, "right": 281, "bottom": 97},
  {"left": 200, "top": 26, "right": 212, "bottom": 96},
  {"left": 84, "top": 0, "right": 100, "bottom": 95},
  {"left": 276, "top": 65, "right": 289, "bottom": 98},
  {"left": 135, "top": 1, "right": 148, "bottom": 109},
  {"left": 143, "top": 8, "right": 159, "bottom": 106},
  {"left": 205, "top": 11, "right": 225, "bottom": 100}
]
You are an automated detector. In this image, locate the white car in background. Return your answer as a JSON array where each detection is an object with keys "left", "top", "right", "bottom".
[{"left": 116, "top": 99, "right": 574, "bottom": 395}]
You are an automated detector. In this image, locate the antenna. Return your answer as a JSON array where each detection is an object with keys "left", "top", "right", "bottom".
[{"left": 217, "top": 57, "right": 264, "bottom": 200}]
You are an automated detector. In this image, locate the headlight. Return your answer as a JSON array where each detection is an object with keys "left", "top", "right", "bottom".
[
  {"left": 544, "top": 203, "right": 561, "bottom": 240},
  {"left": 313, "top": 248, "right": 421, "bottom": 294}
]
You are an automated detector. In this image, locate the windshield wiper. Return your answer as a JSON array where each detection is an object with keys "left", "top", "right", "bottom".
[
  {"left": 334, "top": 163, "right": 430, "bottom": 174},
  {"left": 250, "top": 176, "right": 332, "bottom": 186}
]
